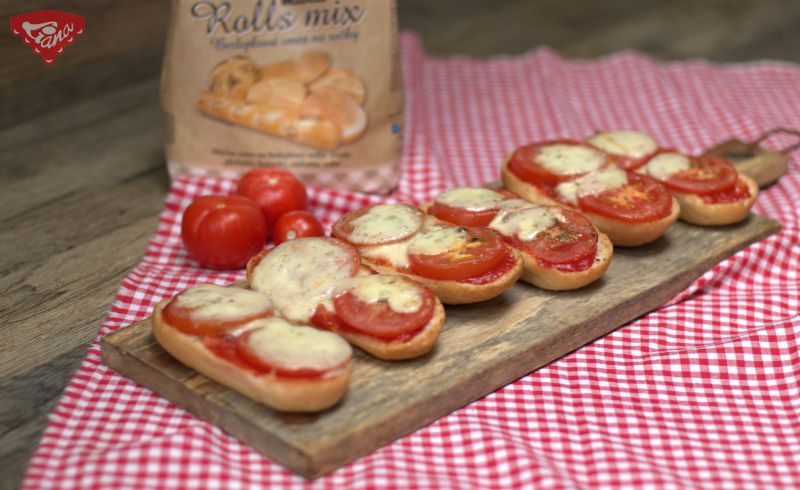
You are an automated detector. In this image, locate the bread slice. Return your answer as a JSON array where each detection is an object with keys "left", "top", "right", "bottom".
[
  {"left": 673, "top": 175, "right": 759, "bottom": 226},
  {"left": 363, "top": 248, "right": 524, "bottom": 304},
  {"left": 319, "top": 299, "right": 445, "bottom": 361},
  {"left": 517, "top": 232, "right": 613, "bottom": 290},
  {"left": 151, "top": 301, "right": 351, "bottom": 413}
]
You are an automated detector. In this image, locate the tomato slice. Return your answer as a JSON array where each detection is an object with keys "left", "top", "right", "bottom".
[
  {"left": 332, "top": 204, "right": 423, "bottom": 246},
  {"left": 496, "top": 206, "right": 598, "bottom": 272},
  {"left": 234, "top": 320, "right": 351, "bottom": 378},
  {"left": 408, "top": 227, "right": 507, "bottom": 281},
  {"left": 430, "top": 188, "right": 513, "bottom": 227},
  {"left": 649, "top": 154, "right": 738, "bottom": 195},
  {"left": 332, "top": 276, "right": 436, "bottom": 339},
  {"left": 508, "top": 140, "right": 610, "bottom": 186},
  {"left": 162, "top": 285, "right": 273, "bottom": 336},
  {"left": 579, "top": 172, "right": 673, "bottom": 223}
]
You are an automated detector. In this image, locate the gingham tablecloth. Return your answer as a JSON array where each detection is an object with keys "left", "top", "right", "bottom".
[{"left": 23, "top": 33, "right": 800, "bottom": 489}]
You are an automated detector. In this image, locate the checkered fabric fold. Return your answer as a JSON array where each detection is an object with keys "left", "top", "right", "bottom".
[{"left": 23, "top": 33, "right": 800, "bottom": 489}]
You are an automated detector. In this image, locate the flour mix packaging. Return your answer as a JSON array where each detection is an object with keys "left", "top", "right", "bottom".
[{"left": 162, "top": 0, "right": 403, "bottom": 193}]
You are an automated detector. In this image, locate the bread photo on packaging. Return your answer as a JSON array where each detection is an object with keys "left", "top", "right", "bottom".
[{"left": 162, "top": 0, "right": 404, "bottom": 194}]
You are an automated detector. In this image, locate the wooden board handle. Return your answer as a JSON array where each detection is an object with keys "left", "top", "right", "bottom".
[{"left": 704, "top": 129, "right": 799, "bottom": 188}]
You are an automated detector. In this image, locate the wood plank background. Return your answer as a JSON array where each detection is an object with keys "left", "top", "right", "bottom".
[{"left": 2, "top": 0, "right": 799, "bottom": 487}]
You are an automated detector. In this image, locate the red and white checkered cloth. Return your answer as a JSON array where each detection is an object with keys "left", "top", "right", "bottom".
[{"left": 24, "top": 33, "right": 800, "bottom": 489}]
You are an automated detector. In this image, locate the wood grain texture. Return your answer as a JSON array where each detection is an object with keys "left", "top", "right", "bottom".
[{"left": 102, "top": 215, "right": 779, "bottom": 479}]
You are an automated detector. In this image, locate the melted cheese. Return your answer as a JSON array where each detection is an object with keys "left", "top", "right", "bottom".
[
  {"left": 348, "top": 275, "right": 423, "bottom": 314},
  {"left": 346, "top": 204, "right": 422, "bottom": 244},
  {"left": 250, "top": 238, "right": 355, "bottom": 323},
  {"left": 244, "top": 317, "right": 351, "bottom": 372},
  {"left": 360, "top": 240, "right": 411, "bottom": 269},
  {"left": 173, "top": 285, "right": 271, "bottom": 321},
  {"left": 490, "top": 206, "right": 558, "bottom": 241},
  {"left": 587, "top": 130, "right": 657, "bottom": 158},
  {"left": 555, "top": 166, "right": 628, "bottom": 205},
  {"left": 434, "top": 187, "right": 505, "bottom": 211},
  {"left": 536, "top": 144, "right": 606, "bottom": 175},
  {"left": 642, "top": 152, "right": 691, "bottom": 179},
  {"left": 408, "top": 227, "right": 468, "bottom": 256}
]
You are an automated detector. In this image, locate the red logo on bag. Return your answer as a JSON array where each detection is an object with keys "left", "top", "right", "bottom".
[{"left": 10, "top": 10, "right": 85, "bottom": 65}]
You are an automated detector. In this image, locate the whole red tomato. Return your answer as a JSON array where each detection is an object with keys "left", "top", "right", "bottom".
[
  {"left": 181, "top": 195, "right": 267, "bottom": 269},
  {"left": 237, "top": 168, "right": 308, "bottom": 235},
  {"left": 273, "top": 210, "right": 325, "bottom": 245}
]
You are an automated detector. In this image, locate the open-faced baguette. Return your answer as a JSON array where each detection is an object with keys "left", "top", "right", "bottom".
[
  {"left": 152, "top": 301, "right": 351, "bottom": 413},
  {"left": 196, "top": 92, "right": 341, "bottom": 150},
  {"left": 672, "top": 175, "right": 759, "bottom": 226},
  {"left": 362, "top": 251, "right": 523, "bottom": 305},
  {"left": 518, "top": 232, "right": 612, "bottom": 290},
  {"left": 317, "top": 293, "right": 446, "bottom": 361},
  {"left": 502, "top": 156, "right": 679, "bottom": 246}
]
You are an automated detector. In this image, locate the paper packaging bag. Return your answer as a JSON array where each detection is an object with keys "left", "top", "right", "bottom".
[{"left": 162, "top": 0, "right": 404, "bottom": 193}]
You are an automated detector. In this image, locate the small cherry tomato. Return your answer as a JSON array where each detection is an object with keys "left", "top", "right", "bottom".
[
  {"left": 273, "top": 210, "right": 325, "bottom": 244},
  {"left": 181, "top": 195, "right": 267, "bottom": 270},
  {"left": 237, "top": 168, "right": 308, "bottom": 235}
]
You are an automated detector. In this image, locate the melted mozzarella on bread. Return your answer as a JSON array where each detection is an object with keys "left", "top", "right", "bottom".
[
  {"left": 555, "top": 166, "right": 628, "bottom": 205},
  {"left": 408, "top": 227, "right": 468, "bottom": 256},
  {"left": 536, "top": 144, "right": 606, "bottom": 175},
  {"left": 250, "top": 238, "right": 355, "bottom": 323},
  {"left": 587, "top": 130, "right": 657, "bottom": 158},
  {"left": 641, "top": 152, "right": 691, "bottom": 180},
  {"left": 173, "top": 285, "right": 272, "bottom": 321},
  {"left": 348, "top": 275, "right": 423, "bottom": 314},
  {"left": 434, "top": 188, "right": 505, "bottom": 211},
  {"left": 490, "top": 206, "right": 559, "bottom": 241},
  {"left": 347, "top": 204, "right": 422, "bottom": 244},
  {"left": 360, "top": 240, "right": 412, "bottom": 269},
  {"left": 244, "top": 317, "right": 351, "bottom": 372}
]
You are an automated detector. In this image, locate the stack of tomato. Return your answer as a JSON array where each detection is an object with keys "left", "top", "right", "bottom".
[{"left": 181, "top": 169, "right": 324, "bottom": 270}]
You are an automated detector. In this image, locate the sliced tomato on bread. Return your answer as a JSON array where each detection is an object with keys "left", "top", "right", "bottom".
[
  {"left": 639, "top": 151, "right": 758, "bottom": 225},
  {"left": 311, "top": 275, "right": 445, "bottom": 360},
  {"left": 507, "top": 140, "right": 611, "bottom": 192},
  {"left": 152, "top": 285, "right": 353, "bottom": 413},
  {"left": 586, "top": 130, "right": 659, "bottom": 171},
  {"left": 234, "top": 318, "right": 352, "bottom": 378},
  {"left": 488, "top": 204, "right": 612, "bottom": 290},
  {"left": 429, "top": 187, "right": 517, "bottom": 227},
  {"left": 333, "top": 203, "right": 423, "bottom": 246},
  {"left": 333, "top": 204, "right": 523, "bottom": 305},
  {"left": 162, "top": 284, "right": 273, "bottom": 335}
]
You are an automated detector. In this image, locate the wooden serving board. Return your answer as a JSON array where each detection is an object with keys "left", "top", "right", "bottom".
[{"left": 102, "top": 215, "right": 779, "bottom": 479}]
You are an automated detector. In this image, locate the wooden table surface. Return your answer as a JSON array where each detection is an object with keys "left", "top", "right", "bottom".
[{"left": 2, "top": 0, "right": 799, "bottom": 487}]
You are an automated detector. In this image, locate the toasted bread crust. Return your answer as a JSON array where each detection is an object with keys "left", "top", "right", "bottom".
[
  {"left": 363, "top": 248, "right": 524, "bottom": 304},
  {"left": 674, "top": 175, "right": 759, "bottom": 226},
  {"left": 502, "top": 156, "right": 679, "bottom": 246},
  {"left": 151, "top": 302, "right": 351, "bottom": 413},
  {"left": 582, "top": 198, "right": 680, "bottom": 247},
  {"left": 517, "top": 232, "right": 613, "bottom": 290},
  {"left": 325, "top": 300, "right": 445, "bottom": 360}
]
